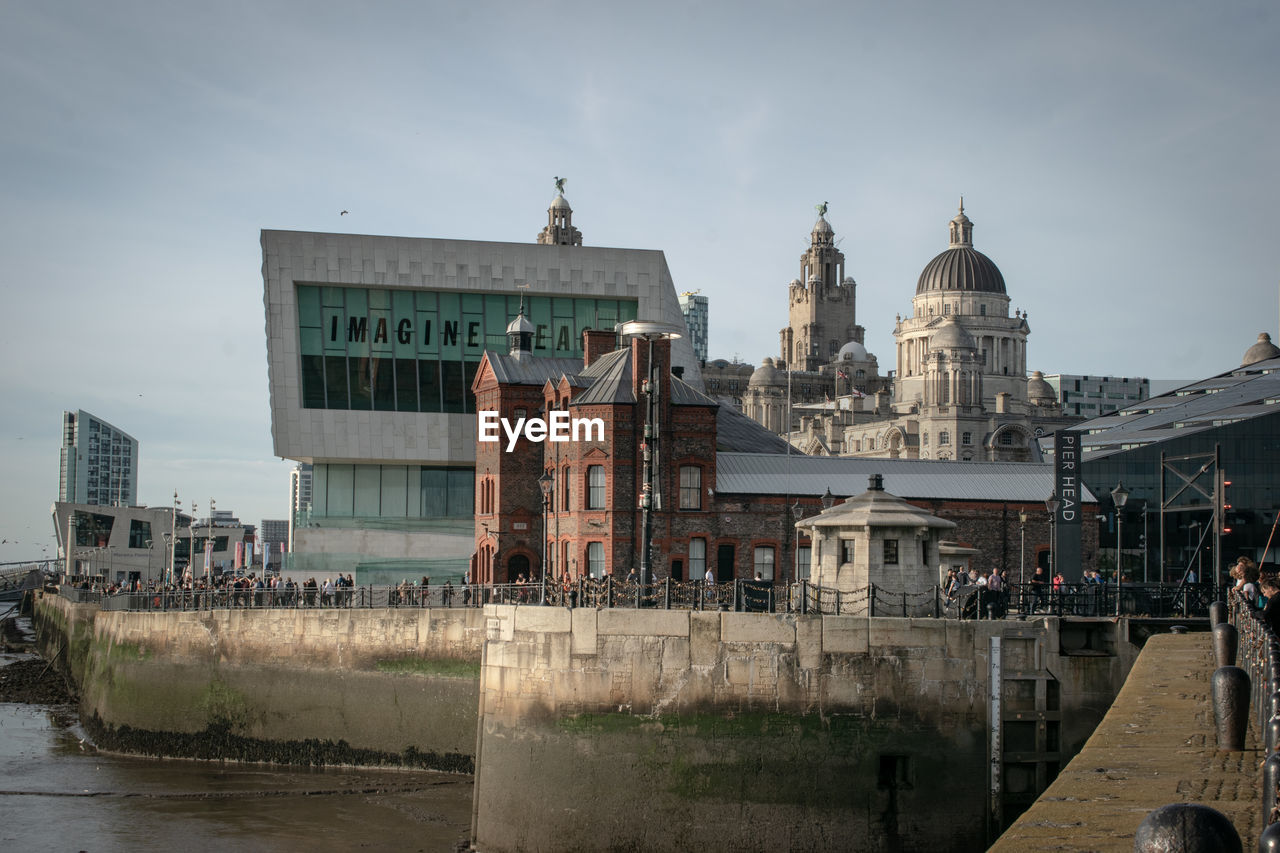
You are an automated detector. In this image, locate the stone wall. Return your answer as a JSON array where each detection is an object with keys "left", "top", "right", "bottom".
[
  {"left": 473, "top": 605, "right": 1138, "bottom": 852},
  {"left": 33, "top": 593, "right": 487, "bottom": 771}
]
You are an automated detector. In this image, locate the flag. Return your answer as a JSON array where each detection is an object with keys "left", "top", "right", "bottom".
[
  {"left": 234, "top": 541, "right": 244, "bottom": 570},
  {"left": 245, "top": 542, "right": 254, "bottom": 567},
  {"left": 204, "top": 539, "right": 214, "bottom": 575},
  {"left": 264, "top": 546, "right": 271, "bottom": 573}
]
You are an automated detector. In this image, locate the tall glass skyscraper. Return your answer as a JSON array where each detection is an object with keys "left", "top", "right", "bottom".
[{"left": 59, "top": 410, "right": 138, "bottom": 507}]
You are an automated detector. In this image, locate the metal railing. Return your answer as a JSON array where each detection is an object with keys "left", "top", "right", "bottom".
[
  {"left": 67, "top": 578, "right": 1215, "bottom": 618},
  {"left": 1229, "top": 589, "right": 1280, "bottom": 834}
]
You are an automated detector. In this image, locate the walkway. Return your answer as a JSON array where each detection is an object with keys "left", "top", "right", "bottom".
[{"left": 990, "top": 632, "right": 1261, "bottom": 850}]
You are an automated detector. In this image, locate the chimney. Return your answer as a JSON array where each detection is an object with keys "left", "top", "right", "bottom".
[
  {"left": 869, "top": 473, "right": 884, "bottom": 492},
  {"left": 631, "top": 335, "right": 672, "bottom": 399},
  {"left": 583, "top": 329, "right": 617, "bottom": 368}
]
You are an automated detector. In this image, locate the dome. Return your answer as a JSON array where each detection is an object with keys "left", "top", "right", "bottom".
[
  {"left": 550, "top": 193, "right": 571, "bottom": 210},
  {"left": 506, "top": 311, "right": 534, "bottom": 335},
  {"left": 837, "top": 340, "right": 869, "bottom": 362},
  {"left": 929, "top": 317, "right": 977, "bottom": 350},
  {"left": 749, "top": 357, "right": 786, "bottom": 386},
  {"left": 916, "top": 247, "right": 1006, "bottom": 294},
  {"left": 916, "top": 203, "right": 1007, "bottom": 295},
  {"left": 1242, "top": 332, "right": 1280, "bottom": 366},
  {"left": 1027, "top": 370, "right": 1055, "bottom": 404},
  {"left": 812, "top": 215, "right": 833, "bottom": 235}
]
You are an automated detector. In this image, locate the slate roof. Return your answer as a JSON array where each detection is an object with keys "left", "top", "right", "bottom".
[
  {"left": 484, "top": 352, "right": 585, "bottom": 386},
  {"left": 716, "top": 407, "right": 795, "bottom": 454},
  {"left": 714, "top": 452, "right": 1091, "bottom": 503},
  {"left": 1073, "top": 355, "right": 1280, "bottom": 459},
  {"left": 570, "top": 348, "right": 634, "bottom": 405}
]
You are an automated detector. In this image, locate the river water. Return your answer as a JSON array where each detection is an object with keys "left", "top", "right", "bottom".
[{"left": 0, "top": 624, "right": 474, "bottom": 853}]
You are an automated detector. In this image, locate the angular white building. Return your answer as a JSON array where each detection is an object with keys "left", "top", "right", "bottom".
[{"left": 262, "top": 192, "right": 699, "bottom": 581}]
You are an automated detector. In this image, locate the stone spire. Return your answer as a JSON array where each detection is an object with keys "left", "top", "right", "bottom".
[{"left": 948, "top": 198, "right": 973, "bottom": 249}]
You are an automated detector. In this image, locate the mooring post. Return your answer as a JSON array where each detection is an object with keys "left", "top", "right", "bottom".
[
  {"left": 1133, "top": 803, "right": 1241, "bottom": 852},
  {"left": 1212, "top": 665, "right": 1251, "bottom": 751},
  {"left": 1210, "top": 600, "right": 1227, "bottom": 627},
  {"left": 1214, "top": 622, "right": 1239, "bottom": 668},
  {"left": 1265, "top": 751, "right": 1280, "bottom": 822}
]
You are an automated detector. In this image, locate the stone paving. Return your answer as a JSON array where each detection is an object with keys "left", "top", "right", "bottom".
[{"left": 990, "top": 632, "right": 1262, "bottom": 851}]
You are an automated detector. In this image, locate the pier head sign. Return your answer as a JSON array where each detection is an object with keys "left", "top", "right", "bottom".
[{"left": 1054, "top": 429, "right": 1084, "bottom": 581}]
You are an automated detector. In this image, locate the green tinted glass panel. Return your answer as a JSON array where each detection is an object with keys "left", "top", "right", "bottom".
[{"left": 297, "top": 286, "right": 637, "bottom": 411}]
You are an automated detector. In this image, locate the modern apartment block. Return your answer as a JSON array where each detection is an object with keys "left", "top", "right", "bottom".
[
  {"left": 58, "top": 410, "right": 138, "bottom": 507},
  {"left": 678, "top": 290, "right": 709, "bottom": 363}
]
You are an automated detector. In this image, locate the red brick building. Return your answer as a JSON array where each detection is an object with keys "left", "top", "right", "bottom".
[{"left": 471, "top": 316, "right": 1098, "bottom": 587}]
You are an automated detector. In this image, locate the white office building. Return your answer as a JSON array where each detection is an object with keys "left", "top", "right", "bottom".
[
  {"left": 262, "top": 191, "right": 699, "bottom": 582},
  {"left": 1045, "top": 374, "right": 1150, "bottom": 417}
]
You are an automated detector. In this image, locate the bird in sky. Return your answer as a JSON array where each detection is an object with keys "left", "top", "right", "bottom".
[{"left": 340, "top": 210, "right": 349, "bottom": 216}]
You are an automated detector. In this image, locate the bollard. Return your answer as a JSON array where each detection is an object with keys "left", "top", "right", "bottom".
[
  {"left": 1209, "top": 600, "right": 1227, "bottom": 627},
  {"left": 1214, "top": 623, "right": 1239, "bottom": 668},
  {"left": 1265, "top": 752, "right": 1280, "bottom": 824},
  {"left": 1270, "top": 692, "right": 1280, "bottom": 724},
  {"left": 1259, "top": 821, "right": 1280, "bottom": 852},
  {"left": 1269, "top": 716, "right": 1280, "bottom": 755},
  {"left": 1213, "top": 666, "right": 1251, "bottom": 751},
  {"left": 1133, "top": 803, "right": 1241, "bottom": 852}
]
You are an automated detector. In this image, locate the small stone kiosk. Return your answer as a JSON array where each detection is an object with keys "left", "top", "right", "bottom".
[{"left": 797, "top": 473, "right": 956, "bottom": 615}]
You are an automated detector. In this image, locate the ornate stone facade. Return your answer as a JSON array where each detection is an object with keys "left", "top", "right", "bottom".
[
  {"left": 779, "top": 211, "right": 864, "bottom": 372},
  {"left": 840, "top": 203, "right": 1078, "bottom": 461}
]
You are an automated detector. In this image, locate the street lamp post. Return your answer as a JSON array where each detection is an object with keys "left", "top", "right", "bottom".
[
  {"left": 791, "top": 500, "right": 804, "bottom": 582},
  {"left": 1044, "top": 491, "right": 1060, "bottom": 580},
  {"left": 617, "top": 320, "right": 681, "bottom": 598},
  {"left": 189, "top": 501, "right": 197, "bottom": 586},
  {"left": 1018, "top": 511, "right": 1028, "bottom": 587},
  {"left": 538, "top": 471, "right": 553, "bottom": 605},
  {"left": 170, "top": 490, "right": 179, "bottom": 586},
  {"left": 1111, "top": 482, "right": 1129, "bottom": 617}
]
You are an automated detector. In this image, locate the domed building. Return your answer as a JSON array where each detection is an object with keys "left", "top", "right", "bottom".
[
  {"left": 841, "top": 202, "right": 1078, "bottom": 462},
  {"left": 894, "top": 202, "right": 1030, "bottom": 411}
]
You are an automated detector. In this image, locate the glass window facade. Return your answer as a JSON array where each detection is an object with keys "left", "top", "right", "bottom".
[
  {"left": 309, "top": 463, "right": 474, "bottom": 522},
  {"left": 1082, "top": 410, "right": 1280, "bottom": 582},
  {"left": 297, "top": 285, "right": 637, "bottom": 412}
]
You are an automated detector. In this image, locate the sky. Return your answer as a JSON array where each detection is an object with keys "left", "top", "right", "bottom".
[{"left": 1, "top": 0, "right": 1277, "bottom": 566}]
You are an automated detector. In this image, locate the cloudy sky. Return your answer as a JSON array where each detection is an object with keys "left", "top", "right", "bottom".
[{"left": 1, "top": 1, "right": 1276, "bottom": 565}]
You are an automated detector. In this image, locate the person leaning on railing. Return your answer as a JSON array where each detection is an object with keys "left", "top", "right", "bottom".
[{"left": 1259, "top": 576, "right": 1280, "bottom": 635}]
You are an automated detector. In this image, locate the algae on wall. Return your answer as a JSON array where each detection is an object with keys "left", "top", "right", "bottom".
[{"left": 31, "top": 593, "right": 483, "bottom": 773}]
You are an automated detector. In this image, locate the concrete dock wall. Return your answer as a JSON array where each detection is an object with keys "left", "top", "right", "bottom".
[
  {"left": 32, "top": 592, "right": 487, "bottom": 770},
  {"left": 473, "top": 606, "right": 1138, "bottom": 852}
]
